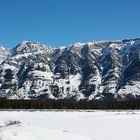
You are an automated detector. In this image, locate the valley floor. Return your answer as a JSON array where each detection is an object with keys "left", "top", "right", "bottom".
[{"left": 0, "top": 110, "right": 140, "bottom": 140}]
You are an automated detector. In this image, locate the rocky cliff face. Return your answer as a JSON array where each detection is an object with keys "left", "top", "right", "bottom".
[{"left": 0, "top": 38, "right": 140, "bottom": 100}]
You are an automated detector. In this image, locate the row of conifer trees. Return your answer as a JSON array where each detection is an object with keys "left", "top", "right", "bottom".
[{"left": 0, "top": 98, "right": 140, "bottom": 109}]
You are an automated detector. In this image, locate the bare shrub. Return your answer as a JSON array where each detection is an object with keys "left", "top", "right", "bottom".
[
  {"left": 5, "top": 120, "right": 21, "bottom": 126},
  {"left": 0, "top": 135, "right": 3, "bottom": 140},
  {"left": 13, "top": 131, "right": 17, "bottom": 136}
]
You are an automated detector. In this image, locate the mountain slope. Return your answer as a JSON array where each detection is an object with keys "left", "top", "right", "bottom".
[
  {"left": 0, "top": 38, "right": 140, "bottom": 100},
  {"left": 0, "top": 45, "right": 9, "bottom": 64}
]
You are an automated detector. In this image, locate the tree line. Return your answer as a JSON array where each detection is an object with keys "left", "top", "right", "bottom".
[{"left": 0, "top": 98, "right": 140, "bottom": 109}]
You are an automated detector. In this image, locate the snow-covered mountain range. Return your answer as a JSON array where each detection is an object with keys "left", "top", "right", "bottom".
[{"left": 0, "top": 38, "right": 140, "bottom": 100}]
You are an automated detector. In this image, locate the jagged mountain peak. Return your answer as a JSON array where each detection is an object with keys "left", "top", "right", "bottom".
[
  {"left": 72, "top": 42, "right": 85, "bottom": 47},
  {"left": 19, "top": 40, "right": 46, "bottom": 47},
  {"left": 0, "top": 44, "right": 6, "bottom": 50},
  {"left": 7, "top": 38, "right": 140, "bottom": 56},
  {"left": 0, "top": 45, "right": 9, "bottom": 64},
  {"left": 11, "top": 40, "right": 52, "bottom": 56},
  {"left": 0, "top": 45, "right": 9, "bottom": 53}
]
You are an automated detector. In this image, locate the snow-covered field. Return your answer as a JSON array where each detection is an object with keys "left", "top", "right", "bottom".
[{"left": 0, "top": 110, "right": 140, "bottom": 140}]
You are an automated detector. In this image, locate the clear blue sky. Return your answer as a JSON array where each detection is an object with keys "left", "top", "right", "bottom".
[{"left": 0, "top": 0, "right": 140, "bottom": 48}]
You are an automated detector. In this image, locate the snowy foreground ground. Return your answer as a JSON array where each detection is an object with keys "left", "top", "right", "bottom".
[{"left": 0, "top": 110, "right": 140, "bottom": 140}]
